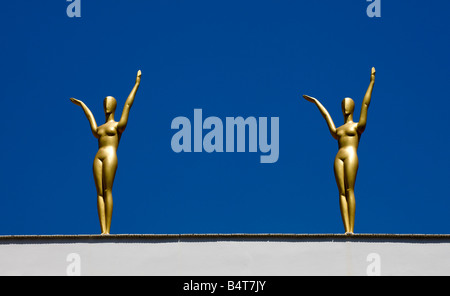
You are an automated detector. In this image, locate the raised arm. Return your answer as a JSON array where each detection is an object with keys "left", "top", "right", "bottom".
[
  {"left": 118, "top": 70, "right": 141, "bottom": 133},
  {"left": 303, "top": 95, "right": 338, "bottom": 140},
  {"left": 357, "top": 67, "right": 376, "bottom": 134},
  {"left": 70, "top": 98, "right": 99, "bottom": 138}
]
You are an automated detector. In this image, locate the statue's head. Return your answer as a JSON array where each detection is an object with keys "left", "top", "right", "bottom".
[
  {"left": 103, "top": 96, "right": 117, "bottom": 114},
  {"left": 341, "top": 97, "right": 355, "bottom": 116}
]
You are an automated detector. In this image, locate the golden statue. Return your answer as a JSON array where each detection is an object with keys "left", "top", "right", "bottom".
[
  {"left": 303, "top": 67, "right": 376, "bottom": 234},
  {"left": 70, "top": 70, "right": 142, "bottom": 234}
]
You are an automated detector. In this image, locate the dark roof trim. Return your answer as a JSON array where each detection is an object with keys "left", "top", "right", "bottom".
[{"left": 1, "top": 233, "right": 450, "bottom": 244}]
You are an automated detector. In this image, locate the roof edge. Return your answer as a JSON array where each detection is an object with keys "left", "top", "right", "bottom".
[{"left": 1, "top": 233, "right": 450, "bottom": 242}]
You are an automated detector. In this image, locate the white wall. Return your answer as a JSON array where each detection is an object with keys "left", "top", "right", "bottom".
[{"left": 1, "top": 234, "right": 449, "bottom": 276}]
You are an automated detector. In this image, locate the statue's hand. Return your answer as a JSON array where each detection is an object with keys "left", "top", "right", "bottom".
[
  {"left": 303, "top": 95, "right": 317, "bottom": 103},
  {"left": 136, "top": 70, "right": 142, "bottom": 84},
  {"left": 371, "top": 67, "right": 376, "bottom": 82},
  {"left": 70, "top": 98, "right": 82, "bottom": 106}
]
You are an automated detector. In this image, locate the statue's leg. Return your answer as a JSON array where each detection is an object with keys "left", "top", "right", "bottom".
[
  {"left": 334, "top": 157, "right": 350, "bottom": 233},
  {"left": 102, "top": 155, "right": 118, "bottom": 234},
  {"left": 93, "top": 157, "right": 106, "bottom": 234},
  {"left": 344, "top": 154, "right": 359, "bottom": 233}
]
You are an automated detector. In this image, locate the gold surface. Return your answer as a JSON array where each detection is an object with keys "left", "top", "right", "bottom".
[
  {"left": 70, "top": 70, "right": 142, "bottom": 234},
  {"left": 303, "top": 67, "right": 376, "bottom": 234}
]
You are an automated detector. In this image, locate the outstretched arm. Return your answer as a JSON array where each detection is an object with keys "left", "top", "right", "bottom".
[
  {"left": 357, "top": 67, "right": 376, "bottom": 134},
  {"left": 303, "top": 95, "right": 338, "bottom": 140},
  {"left": 118, "top": 70, "right": 142, "bottom": 133},
  {"left": 70, "top": 98, "right": 99, "bottom": 138}
]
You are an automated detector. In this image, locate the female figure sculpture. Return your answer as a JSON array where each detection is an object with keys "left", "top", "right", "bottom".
[
  {"left": 303, "top": 67, "right": 375, "bottom": 234},
  {"left": 70, "top": 70, "right": 142, "bottom": 234}
]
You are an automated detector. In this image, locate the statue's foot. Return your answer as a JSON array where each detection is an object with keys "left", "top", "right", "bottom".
[{"left": 345, "top": 232, "right": 354, "bottom": 235}]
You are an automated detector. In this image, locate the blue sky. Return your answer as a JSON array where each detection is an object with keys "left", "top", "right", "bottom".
[{"left": 0, "top": 1, "right": 449, "bottom": 235}]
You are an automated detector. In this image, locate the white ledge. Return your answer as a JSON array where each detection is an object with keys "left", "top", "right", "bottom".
[{"left": 1, "top": 233, "right": 450, "bottom": 275}]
